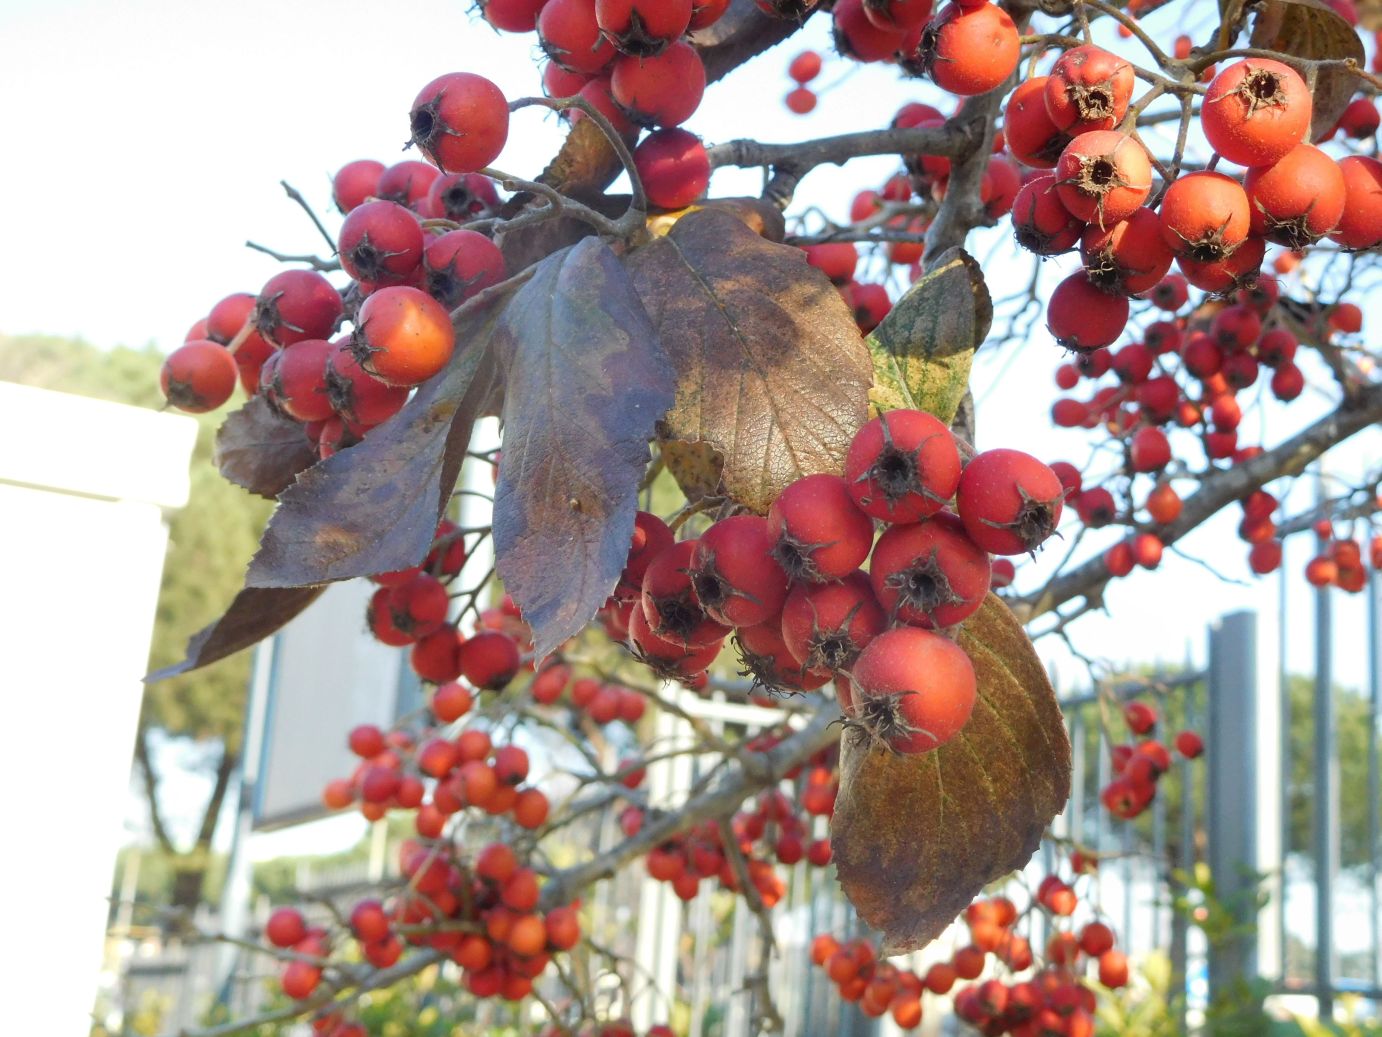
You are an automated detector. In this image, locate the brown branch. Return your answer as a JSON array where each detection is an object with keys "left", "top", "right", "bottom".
[
  {"left": 539, "top": 705, "right": 838, "bottom": 908},
  {"left": 134, "top": 724, "right": 179, "bottom": 858},
  {"left": 707, "top": 122, "right": 969, "bottom": 175},
  {"left": 1012, "top": 382, "right": 1382, "bottom": 623}
]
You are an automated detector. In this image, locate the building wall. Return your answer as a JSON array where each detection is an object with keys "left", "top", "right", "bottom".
[{"left": 0, "top": 381, "right": 196, "bottom": 1037}]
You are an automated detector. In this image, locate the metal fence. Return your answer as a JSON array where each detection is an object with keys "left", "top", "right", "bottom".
[{"left": 107, "top": 584, "right": 1382, "bottom": 1036}]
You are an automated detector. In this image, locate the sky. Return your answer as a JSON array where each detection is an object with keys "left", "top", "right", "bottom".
[{"left": 3, "top": 0, "right": 1380, "bottom": 862}]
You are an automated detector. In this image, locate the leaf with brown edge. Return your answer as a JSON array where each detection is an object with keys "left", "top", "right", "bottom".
[
  {"left": 145, "top": 586, "right": 324, "bottom": 682},
  {"left": 245, "top": 294, "right": 505, "bottom": 588},
  {"left": 214, "top": 395, "right": 318, "bottom": 500},
  {"left": 492, "top": 237, "right": 675, "bottom": 659},
  {"left": 866, "top": 247, "right": 991, "bottom": 425},
  {"left": 625, "top": 207, "right": 872, "bottom": 514},
  {"left": 659, "top": 438, "right": 725, "bottom": 504},
  {"left": 831, "top": 594, "right": 1071, "bottom": 954},
  {"left": 1248, "top": 0, "right": 1365, "bottom": 139}
]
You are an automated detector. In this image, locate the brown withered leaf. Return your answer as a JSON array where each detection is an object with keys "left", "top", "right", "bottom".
[
  {"left": 246, "top": 296, "right": 504, "bottom": 588},
  {"left": 646, "top": 197, "right": 787, "bottom": 243},
  {"left": 866, "top": 248, "right": 992, "bottom": 425},
  {"left": 659, "top": 438, "right": 725, "bottom": 504},
  {"left": 145, "top": 586, "right": 324, "bottom": 681},
  {"left": 492, "top": 238, "right": 675, "bottom": 659},
  {"left": 1356, "top": 0, "right": 1382, "bottom": 30},
  {"left": 1248, "top": 0, "right": 1365, "bottom": 139},
  {"left": 625, "top": 208, "right": 872, "bottom": 514},
  {"left": 214, "top": 395, "right": 318, "bottom": 500},
  {"left": 832, "top": 595, "right": 1071, "bottom": 954}
]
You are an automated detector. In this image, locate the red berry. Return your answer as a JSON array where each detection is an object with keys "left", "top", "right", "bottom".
[
  {"left": 956, "top": 449, "right": 1064, "bottom": 554},
  {"left": 1005, "top": 77, "right": 1071, "bottom": 169},
  {"left": 1045, "top": 45, "right": 1134, "bottom": 133},
  {"left": 852, "top": 626, "right": 977, "bottom": 753},
  {"left": 409, "top": 73, "right": 509, "bottom": 174},
  {"left": 785, "top": 87, "right": 817, "bottom": 114},
  {"left": 339, "top": 200, "right": 424, "bottom": 288},
  {"left": 423, "top": 230, "right": 506, "bottom": 310},
  {"left": 480, "top": 0, "right": 548, "bottom": 32},
  {"left": 539, "top": 0, "right": 617, "bottom": 74},
  {"left": 634, "top": 128, "right": 710, "bottom": 210},
  {"left": 780, "top": 570, "right": 887, "bottom": 672},
  {"left": 844, "top": 409, "right": 962, "bottom": 523},
  {"left": 333, "top": 159, "right": 385, "bottom": 214},
  {"left": 913, "top": 2, "right": 1020, "bottom": 97},
  {"left": 254, "top": 270, "right": 343, "bottom": 349},
  {"left": 1330, "top": 155, "right": 1382, "bottom": 249},
  {"left": 459, "top": 631, "right": 521, "bottom": 689},
  {"left": 640, "top": 540, "right": 731, "bottom": 646},
  {"left": 688, "top": 515, "right": 790, "bottom": 627},
  {"left": 1175, "top": 729, "right": 1204, "bottom": 758},
  {"left": 869, "top": 513, "right": 991, "bottom": 627},
  {"left": 266, "top": 907, "right": 307, "bottom": 948},
  {"left": 596, "top": 0, "right": 692, "bottom": 56},
  {"left": 325, "top": 338, "right": 408, "bottom": 426},
  {"left": 611, "top": 41, "right": 705, "bottom": 127},
  {"left": 1201, "top": 59, "right": 1312, "bottom": 168},
  {"left": 432, "top": 681, "right": 474, "bottom": 722},
  {"left": 353, "top": 286, "right": 456, "bottom": 387},
  {"left": 281, "top": 960, "right": 322, "bottom": 1000},
  {"left": 1244, "top": 144, "right": 1346, "bottom": 249},
  {"left": 1160, "top": 171, "right": 1251, "bottom": 262},
  {"left": 1047, "top": 272, "right": 1129, "bottom": 351},
  {"left": 1080, "top": 208, "right": 1174, "bottom": 295},
  {"left": 1055, "top": 131, "right": 1152, "bottom": 228},
  {"left": 767, "top": 475, "right": 876, "bottom": 582},
  {"left": 789, "top": 50, "right": 823, "bottom": 83},
  {"left": 160, "top": 340, "right": 238, "bottom": 413}
]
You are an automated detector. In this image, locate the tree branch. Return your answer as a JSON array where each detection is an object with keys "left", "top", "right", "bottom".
[
  {"left": 134, "top": 724, "right": 179, "bottom": 858},
  {"left": 707, "top": 123, "right": 969, "bottom": 176},
  {"left": 1012, "top": 383, "right": 1382, "bottom": 623},
  {"left": 539, "top": 705, "right": 838, "bottom": 908}
]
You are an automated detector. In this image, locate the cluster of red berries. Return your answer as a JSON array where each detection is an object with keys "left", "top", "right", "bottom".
[
  {"left": 160, "top": 169, "right": 502, "bottom": 449},
  {"left": 360, "top": 521, "right": 527, "bottom": 689},
  {"left": 323, "top": 699, "right": 550, "bottom": 836},
  {"left": 263, "top": 839, "right": 580, "bottom": 1006},
  {"left": 1099, "top": 699, "right": 1203, "bottom": 821},
  {"left": 526, "top": 663, "right": 649, "bottom": 726},
  {"left": 1038, "top": 274, "right": 1343, "bottom": 584},
  {"left": 599, "top": 409, "right": 1062, "bottom": 754},
  {"left": 832, "top": 0, "right": 1019, "bottom": 97},
  {"left": 784, "top": 49, "right": 822, "bottom": 114},
  {"left": 1017, "top": 53, "right": 1380, "bottom": 353},
  {"left": 1305, "top": 521, "right": 1382, "bottom": 593},
  {"left": 805, "top": 116, "right": 1021, "bottom": 333},
  {"left": 620, "top": 743, "right": 838, "bottom": 901},
  {"left": 812, "top": 888, "right": 1124, "bottom": 1034}
]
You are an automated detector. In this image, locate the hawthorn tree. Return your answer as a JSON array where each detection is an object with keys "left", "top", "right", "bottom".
[{"left": 148, "top": 0, "right": 1382, "bottom": 1032}]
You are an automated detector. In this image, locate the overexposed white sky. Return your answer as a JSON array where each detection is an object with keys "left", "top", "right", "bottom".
[{"left": 3, "top": 0, "right": 1379, "bottom": 860}]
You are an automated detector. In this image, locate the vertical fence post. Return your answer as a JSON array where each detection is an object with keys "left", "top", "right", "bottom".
[
  {"left": 1369, "top": 568, "right": 1381, "bottom": 991},
  {"left": 1207, "top": 610, "right": 1282, "bottom": 1001},
  {"left": 1314, "top": 569, "right": 1338, "bottom": 1020}
]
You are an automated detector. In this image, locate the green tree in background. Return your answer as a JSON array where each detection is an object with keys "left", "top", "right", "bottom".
[{"left": 0, "top": 334, "right": 270, "bottom": 910}]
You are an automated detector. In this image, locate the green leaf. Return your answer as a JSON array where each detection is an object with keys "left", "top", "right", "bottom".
[
  {"left": 865, "top": 247, "right": 992, "bottom": 425},
  {"left": 491, "top": 237, "right": 675, "bottom": 659},
  {"left": 831, "top": 594, "right": 1071, "bottom": 953}
]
